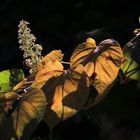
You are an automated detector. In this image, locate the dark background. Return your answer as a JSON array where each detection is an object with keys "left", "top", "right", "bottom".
[
  {"left": 0, "top": 0, "right": 140, "bottom": 140},
  {"left": 0, "top": 0, "right": 140, "bottom": 70}
]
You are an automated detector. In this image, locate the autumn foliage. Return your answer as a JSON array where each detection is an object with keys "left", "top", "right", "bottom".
[{"left": 1, "top": 20, "right": 139, "bottom": 140}]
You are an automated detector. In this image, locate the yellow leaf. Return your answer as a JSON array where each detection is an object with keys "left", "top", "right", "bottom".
[{"left": 70, "top": 38, "right": 124, "bottom": 108}]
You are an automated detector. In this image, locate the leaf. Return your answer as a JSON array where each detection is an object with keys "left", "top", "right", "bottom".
[
  {"left": 0, "top": 91, "right": 19, "bottom": 103},
  {"left": 121, "top": 35, "right": 140, "bottom": 83},
  {"left": 42, "top": 50, "right": 64, "bottom": 63},
  {"left": 36, "top": 50, "right": 64, "bottom": 72},
  {"left": 0, "top": 70, "right": 11, "bottom": 93},
  {"left": 0, "top": 91, "right": 19, "bottom": 123},
  {"left": 31, "top": 50, "right": 64, "bottom": 89},
  {"left": 121, "top": 53, "right": 140, "bottom": 81},
  {"left": 70, "top": 37, "right": 96, "bottom": 68},
  {"left": 0, "top": 69, "right": 25, "bottom": 93},
  {"left": 0, "top": 88, "right": 46, "bottom": 140},
  {"left": 33, "top": 60, "right": 64, "bottom": 89},
  {"left": 70, "top": 38, "right": 124, "bottom": 108},
  {"left": 42, "top": 65, "right": 90, "bottom": 128},
  {"left": 10, "top": 69, "right": 25, "bottom": 87}
]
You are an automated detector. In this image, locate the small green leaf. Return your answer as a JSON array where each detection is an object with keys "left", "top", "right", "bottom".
[
  {"left": 0, "top": 70, "right": 11, "bottom": 93},
  {"left": 0, "top": 69, "right": 25, "bottom": 93},
  {"left": 121, "top": 55, "right": 140, "bottom": 81}
]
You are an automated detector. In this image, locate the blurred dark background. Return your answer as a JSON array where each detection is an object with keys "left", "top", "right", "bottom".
[
  {"left": 0, "top": 0, "right": 140, "bottom": 70},
  {"left": 0, "top": 0, "right": 140, "bottom": 140}
]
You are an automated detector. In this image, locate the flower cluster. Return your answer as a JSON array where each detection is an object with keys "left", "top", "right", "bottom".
[{"left": 18, "top": 20, "right": 43, "bottom": 73}]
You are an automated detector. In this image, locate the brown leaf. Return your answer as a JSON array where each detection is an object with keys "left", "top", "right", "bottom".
[
  {"left": 43, "top": 65, "right": 90, "bottom": 128},
  {"left": 0, "top": 88, "right": 46, "bottom": 140}
]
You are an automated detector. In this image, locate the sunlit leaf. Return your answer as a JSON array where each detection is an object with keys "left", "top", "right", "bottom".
[
  {"left": 42, "top": 50, "right": 64, "bottom": 63},
  {"left": 42, "top": 65, "right": 90, "bottom": 128},
  {"left": 21, "top": 49, "right": 63, "bottom": 89},
  {"left": 0, "top": 70, "right": 11, "bottom": 93},
  {"left": 70, "top": 38, "right": 124, "bottom": 108},
  {"left": 33, "top": 60, "right": 64, "bottom": 89},
  {"left": 33, "top": 50, "right": 64, "bottom": 89},
  {"left": 70, "top": 37, "right": 96, "bottom": 68},
  {"left": 36, "top": 50, "right": 64, "bottom": 72},
  {"left": 0, "top": 87, "right": 46, "bottom": 140}
]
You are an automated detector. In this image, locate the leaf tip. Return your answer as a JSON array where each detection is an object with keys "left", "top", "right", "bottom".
[{"left": 86, "top": 37, "right": 96, "bottom": 46}]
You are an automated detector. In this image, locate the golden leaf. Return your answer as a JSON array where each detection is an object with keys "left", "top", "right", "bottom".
[
  {"left": 42, "top": 50, "right": 64, "bottom": 63},
  {"left": 33, "top": 60, "right": 64, "bottom": 89},
  {"left": 43, "top": 65, "right": 90, "bottom": 128},
  {"left": 70, "top": 38, "right": 96, "bottom": 68},
  {"left": 32, "top": 50, "right": 64, "bottom": 88},
  {"left": 36, "top": 50, "right": 64, "bottom": 72},
  {"left": 70, "top": 38, "right": 124, "bottom": 108}
]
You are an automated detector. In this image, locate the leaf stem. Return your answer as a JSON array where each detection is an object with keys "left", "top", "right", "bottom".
[
  {"left": 61, "top": 61, "right": 70, "bottom": 65},
  {"left": 123, "top": 34, "right": 140, "bottom": 53}
]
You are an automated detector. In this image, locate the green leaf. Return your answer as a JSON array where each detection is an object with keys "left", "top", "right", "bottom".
[
  {"left": 121, "top": 54, "right": 140, "bottom": 81},
  {"left": 0, "top": 70, "right": 11, "bottom": 93},
  {"left": 0, "top": 69, "right": 25, "bottom": 93}
]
